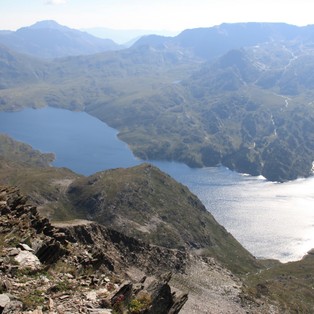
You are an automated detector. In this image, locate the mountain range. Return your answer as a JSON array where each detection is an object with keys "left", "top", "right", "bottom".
[
  {"left": 133, "top": 22, "right": 314, "bottom": 60},
  {"left": 81, "top": 27, "right": 178, "bottom": 45},
  {"left": 1, "top": 21, "right": 314, "bottom": 182}
]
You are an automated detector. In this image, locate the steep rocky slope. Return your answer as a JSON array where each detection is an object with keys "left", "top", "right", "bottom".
[
  {"left": 0, "top": 186, "right": 283, "bottom": 314},
  {"left": 0, "top": 185, "right": 188, "bottom": 313}
]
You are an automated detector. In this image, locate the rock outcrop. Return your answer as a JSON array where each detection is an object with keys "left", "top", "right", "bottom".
[{"left": 0, "top": 185, "right": 188, "bottom": 313}]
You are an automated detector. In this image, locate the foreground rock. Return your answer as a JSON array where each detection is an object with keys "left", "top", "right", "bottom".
[{"left": 0, "top": 185, "right": 188, "bottom": 313}]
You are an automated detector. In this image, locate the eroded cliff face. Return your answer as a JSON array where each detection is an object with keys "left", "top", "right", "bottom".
[{"left": 0, "top": 185, "right": 188, "bottom": 313}]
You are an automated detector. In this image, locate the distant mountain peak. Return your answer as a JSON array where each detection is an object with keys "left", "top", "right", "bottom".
[
  {"left": 27, "top": 20, "right": 67, "bottom": 31},
  {"left": 1, "top": 20, "right": 121, "bottom": 59}
]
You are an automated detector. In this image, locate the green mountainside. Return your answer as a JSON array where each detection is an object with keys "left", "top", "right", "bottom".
[
  {"left": 0, "top": 133, "right": 54, "bottom": 167},
  {"left": 0, "top": 134, "right": 80, "bottom": 218},
  {"left": 180, "top": 46, "right": 314, "bottom": 181},
  {"left": 244, "top": 253, "right": 314, "bottom": 312},
  {"left": 0, "top": 134, "right": 257, "bottom": 274},
  {"left": 1, "top": 22, "right": 314, "bottom": 182},
  {"left": 0, "top": 44, "right": 47, "bottom": 89},
  {"left": 66, "top": 163, "right": 259, "bottom": 273}
]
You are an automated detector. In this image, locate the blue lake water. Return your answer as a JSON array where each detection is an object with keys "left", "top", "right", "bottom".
[{"left": 0, "top": 107, "right": 313, "bottom": 262}]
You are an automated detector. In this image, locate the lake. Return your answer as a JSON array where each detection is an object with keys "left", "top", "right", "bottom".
[{"left": 0, "top": 107, "right": 313, "bottom": 262}]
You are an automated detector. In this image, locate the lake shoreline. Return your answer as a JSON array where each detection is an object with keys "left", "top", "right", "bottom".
[{"left": 0, "top": 106, "right": 313, "bottom": 262}]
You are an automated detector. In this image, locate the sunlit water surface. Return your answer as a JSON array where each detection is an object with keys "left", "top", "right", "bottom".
[{"left": 0, "top": 107, "right": 313, "bottom": 262}]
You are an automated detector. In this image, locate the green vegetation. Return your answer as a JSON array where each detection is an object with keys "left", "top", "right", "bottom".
[
  {"left": 0, "top": 135, "right": 258, "bottom": 274},
  {"left": 21, "top": 289, "right": 46, "bottom": 309},
  {"left": 244, "top": 254, "right": 314, "bottom": 313},
  {"left": 0, "top": 134, "right": 54, "bottom": 167},
  {"left": 128, "top": 293, "right": 151, "bottom": 313},
  {"left": 1, "top": 36, "right": 314, "bottom": 181},
  {"left": 0, "top": 134, "right": 81, "bottom": 219},
  {"left": 67, "top": 163, "right": 259, "bottom": 274}
]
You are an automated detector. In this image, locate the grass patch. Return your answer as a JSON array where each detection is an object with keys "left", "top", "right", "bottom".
[
  {"left": 21, "top": 289, "right": 46, "bottom": 309},
  {"left": 244, "top": 254, "right": 314, "bottom": 312}
]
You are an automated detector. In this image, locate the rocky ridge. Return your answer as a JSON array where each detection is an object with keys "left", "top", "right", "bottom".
[
  {"left": 66, "top": 163, "right": 259, "bottom": 274},
  {"left": 0, "top": 185, "right": 281, "bottom": 314},
  {"left": 0, "top": 185, "right": 188, "bottom": 313}
]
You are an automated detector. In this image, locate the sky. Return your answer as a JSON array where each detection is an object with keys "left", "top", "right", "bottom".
[{"left": 1, "top": 0, "right": 314, "bottom": 32}]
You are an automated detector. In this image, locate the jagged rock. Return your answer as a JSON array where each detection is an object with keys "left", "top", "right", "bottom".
[
  {"left": 0, "top": 279, "right": 10, "bottom": 292},
  {"left": 53, "top": 232, "right": 67, "bottom": 243},
  {"left": 111, "top": 282, "right": 133, "bottom": 306},
  {"left": 48, "top": 298, "right": 54, "bottom": 311},
  {"left": 85, "top": 291, "right": 97, "bottom": 302},
  {"left": 31, "top": 219, "right": 46, "bottom": 233},
  {"left": 0, "top": 294, "right": 23, "bottom": 314},
  {"left": 35, "top": 240, "right": 68, "bottom": 264},
  {"left": 168, "top": 293, "right": 189, "bottom": 314},
  {"left": 144, "top": 273, "right": 188, "bottom": 314},
  {"left": 23, "top": 307, "right": 43, "bottom": 314},
  {"left": 58, "top": 223, "right": 189, "bottom": 275},
  {"left": 0, "top": 185, "right": 188, "bottom": 313}
]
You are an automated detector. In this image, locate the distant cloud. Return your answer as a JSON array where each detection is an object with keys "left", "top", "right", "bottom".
[{"left": 46, "top": 0, "right": 67, "bottom": 5}]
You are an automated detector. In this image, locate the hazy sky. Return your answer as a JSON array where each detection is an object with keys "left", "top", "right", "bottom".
[{"left": 1, "top": 0, "right": 314, "bottom": 32}]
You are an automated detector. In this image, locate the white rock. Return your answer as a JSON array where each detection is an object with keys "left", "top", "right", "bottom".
[
  {"left": 96, "top": 288, "right": 108, "bottom": 295},
  {"left": 40, "top": 275, "right": 50, "bottom": 284},
  {"left": 0, "top": 294, "right": 10, "bottom": 309},
  {"left": 49, "top": 297, "right": 54, "bottom": 310},
  {"left": 64, "top": 273, "right": 74, "bottom": 279},
  {"left": 7, "top": 248, "right": 20, "bottom": 256},
  {"left": 14, "top": 251, "right": 41, "bottom": 269},
  {"left": 85, "top": 291, "right": 97, "bottom": 301},
  {"left": 18, "top": 243, "right": 34, "bottom": 251}
]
